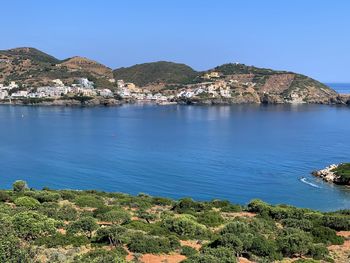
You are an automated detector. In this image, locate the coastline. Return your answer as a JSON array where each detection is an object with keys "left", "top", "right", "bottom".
[{"left": 1, "top": 93, "right": 350, "bottom": 107}]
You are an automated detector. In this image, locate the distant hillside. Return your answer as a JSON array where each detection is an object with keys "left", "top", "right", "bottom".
[
  {"left": 113, "top": 61, "right": 198, "bottom": 86},
  {"left": 0, "top": 47, "right": 114, "bottom": 88},
  {"left": 0, "top": 47, "right": 60, "bottom": 64},
  {"left": 60, "top": 56, "right": 113, "bottom": 78}
]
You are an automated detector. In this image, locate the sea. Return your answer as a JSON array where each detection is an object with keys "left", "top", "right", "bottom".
[{"left": 1, "top": 100, "right": 350, "bottom": 212}]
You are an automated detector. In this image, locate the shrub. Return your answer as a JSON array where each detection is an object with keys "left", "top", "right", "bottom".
[
  {"left": 185, "top": 247, "right": 236, "bottom": 263},
  {"left": 95, "top": 225, "right": 128, "bottom": 247},
  {"left": 13, "top": 180, "right": 28, "bottom": 192},
  {"left": 308, "top": 243, "right": 329, "bottom": 260},
  {"left": 127, "top": 232, "right": 180, "bottom": 253},
  {"left": 67, "top": 217, "right": 98, "bottom": 238},
  {"left": 74, "top": 195, "right": 104, "bottom": 208},
  {"left": 197, "top": 211, "right": 224, "bottom": 227},
  {"left": 172, "top": 198, "right": 207, "bottom": 214},
  {"left": 162, "top": 214, "right": 209, "bottom": 239},
  {"left": 34, "top": 233, "right": 89, "bottom": 247},
  {"left": 311, "top": 226, "right": 344, "bottom": 245},
  {"left": 14, "top": 196, "right": 40, "bottom": 209},
  {"left": 322, "top": 215, "right": 350, "bottom": 231},
  {"left": 74, "top": 249, "right": 127, "bottom": 263},
  {"left": 12, "top": 211, "right": 57, "bottom": 240},
  {"left": 97, "top": 209, "right": 131, "bottom": 224},
  {"left": 276, "top": 228, "right": 313, "bottom": 257},
  {"left": 281, "top": 218, "right": 313, "bottom": 231},
  {"left": 181, "top": 246, "right": 198, "bottom": 257},
  {"left": 57, "top": 204, "right": 78, "bottom": 221},
  {"left": 0, "top": 191, "right": 10, "bottom": 202},
  {"left": 34, "top": 191, "right": 61, "bottom": 203}
]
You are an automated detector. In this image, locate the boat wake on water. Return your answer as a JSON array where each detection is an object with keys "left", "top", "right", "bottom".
[{"left": 300, "top": 177, "right": 322, "bottom": 188}]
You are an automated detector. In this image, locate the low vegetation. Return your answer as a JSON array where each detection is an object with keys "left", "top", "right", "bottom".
[{"left": 0, "top": 180, "right": 349, "bottom": 262}]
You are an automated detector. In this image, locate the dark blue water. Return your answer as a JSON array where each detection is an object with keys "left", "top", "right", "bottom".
[{"left": 1, "top": 104, "right": 350, "bottom": 211}]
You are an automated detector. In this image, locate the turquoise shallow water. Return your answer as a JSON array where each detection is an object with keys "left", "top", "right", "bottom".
[{"left": 0, "top": 104, "right": 350, "bottom": 211}]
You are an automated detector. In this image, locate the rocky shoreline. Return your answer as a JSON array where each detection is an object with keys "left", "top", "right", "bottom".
[
  {"left": 312, "top": 164, "right": 350, "bottom": 185},
  {"left": 0, "top": 93, "right": 350, "bottom": 107}
]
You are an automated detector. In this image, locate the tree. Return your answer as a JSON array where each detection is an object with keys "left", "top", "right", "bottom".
[
  {"left": 276, "top": 228, "right": 313, "bottom": 257},
  {"left": 14, "top": 196, "right": 40, "bottom": 209},
  {"left": 98, "top": 209, "right": 131, "bottom": 224},
  {"left": 137, "top": 209, "right": 157, "bottom": 223},
  {"left": 12, "top": 211, "right": 57, "bottom": 240},
  {"left": 57, "top": 204, "right": 78, "bottom": 221},
  {"left": 13, "top": 180, "right": 28, "bottom": 192},
  {"left": 95, "top": 225, "right": 128, "bottom": 247},
  {"left": 162, "top": 214, "right": 209, "bottom": 239},
  {"left": 67, "top": 216, "right": 98, "bottom": 238}
]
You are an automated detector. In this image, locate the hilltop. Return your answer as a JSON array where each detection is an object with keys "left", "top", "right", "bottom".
[
  {"left": 0, "top": 47, "right": 348, "bottom": 105},
  {"left": 113, "top": 61, "right": 198, "bottom": 86}
]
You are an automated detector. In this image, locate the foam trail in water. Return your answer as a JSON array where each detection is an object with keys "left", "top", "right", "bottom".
[{"left": 300, "top": 178, "right": 322, "bottom": 188}]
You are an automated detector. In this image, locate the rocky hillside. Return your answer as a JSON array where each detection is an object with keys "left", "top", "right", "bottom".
[
  {"left": 0, "top": 47, "right": 114, "bottom": 88},
  {"left": 0, "top": 47, "right": 343, "bottom": 104}
]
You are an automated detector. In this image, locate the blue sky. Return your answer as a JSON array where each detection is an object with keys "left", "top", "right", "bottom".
[{"left": 1, "top": 0, "right": 349, "bottom": 82}]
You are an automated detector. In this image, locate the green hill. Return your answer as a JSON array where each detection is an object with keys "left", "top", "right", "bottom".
[{"left": 113, "top": 61, "right": 198, "bottom": 86}]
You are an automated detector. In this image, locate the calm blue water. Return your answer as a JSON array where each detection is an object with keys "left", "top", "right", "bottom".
[{"left": 1, "top": 104, "right": 350, "bottom": 211}]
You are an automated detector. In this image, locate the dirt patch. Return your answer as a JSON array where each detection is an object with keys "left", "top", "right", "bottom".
[
  {"left": 238, "top": 257, "right": 255, "bottom": 263},
  {"left": 328, "top": 231, "right": 350, "bottom": 263},
  {"left": 180, "top": 240, "right": 202, "bottom": 251},
  {"left": 140, "top": 253, "right": 186, "bottom": 263}
]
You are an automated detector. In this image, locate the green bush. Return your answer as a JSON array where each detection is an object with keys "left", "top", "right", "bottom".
[
  {"left": 172, "top": 198, "right": 207, "bottom": 214},
  {"left": 34, "top": 191, "right": 61, "bottom": 203},
  {"left": 57, "top": 204, "right": 78, "bottom": 221},
  {"left": 162, "top": 214, "right": 209, "bottom": 239},
  {"left": 276, "top": 228, "right": 313, "bottom": 257},
  {"left": 74, "top": 248, "right": 127, "bottom": 263},
  {"left": 184, "top": 247, "right": 236, "bottom": 263},
  {"left": 197, "top": 211, "right": 224, "bottom": 227},
  {"left": 322, "top": 215, "right": 350, "bottom": 231},
  {"left": 97, "top": 209, "right": 131, "bottom": 224},
  {"left": 35, "top": 233, "right": 89, "bottom": 247},
  {"left": 14, "top": 196, "right": 40, "bottom": 209},
  {"left": 13, "top": 180, "right": 28, "bottom": 192},
  {"left": 311, "top": 226, "right": 344, "bottom": 245},
  {"left": 181, "top": 246, "right": 198, "bottom": 257},
  {"left": 0, "top": 191, "right": 10, "bottom": 202},
  {"left": 67, "top": 216, "right": 99, "bottom": 238},
  {"left": 12, "top": 211, "right": 57, "bottom": 240},
  {"left": 95, "top": 225, "right": 129, "bottom": 247},
  {"left": 74, "top": 195, "right": 104, "bottom": 208},
  {"left": 127, "top": 232, "right": 180, "bottom": 253},
  {"left": 308, "top": 243, "right": 329, "bottom": 260}
]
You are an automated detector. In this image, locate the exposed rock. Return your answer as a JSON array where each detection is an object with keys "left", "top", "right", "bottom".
[{"left": 312, "top": 164, "right": 350, "bottom": 185}]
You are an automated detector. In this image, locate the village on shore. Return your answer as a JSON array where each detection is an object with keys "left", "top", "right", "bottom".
[{"left": 0, "top": 71, "right": 263, "bottom": 105}]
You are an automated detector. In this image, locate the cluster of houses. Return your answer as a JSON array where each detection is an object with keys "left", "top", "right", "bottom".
[
  {"left": 0, "top": 78, "right": 113, "bottom": 100},
  {"left": 0, "top": 71, "right": 254, "bottom": 102}
]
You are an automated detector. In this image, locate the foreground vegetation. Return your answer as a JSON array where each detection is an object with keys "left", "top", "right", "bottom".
[{"left": 1, "top": 180, "right": 349, "bottom": 263}]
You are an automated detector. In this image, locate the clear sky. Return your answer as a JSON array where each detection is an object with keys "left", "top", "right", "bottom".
[{"left": 1, "top": 0, "right": 349, "bottom": 82}]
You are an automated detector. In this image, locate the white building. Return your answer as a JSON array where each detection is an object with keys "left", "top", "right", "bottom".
[
  {"left": 99, "top": 89, "right": 113, "bottom": 97},
  {"left": 78, "top": 78, "right": 94, "bottom": 89},
  {"left": 0, "top": 90, "right": 8, "bottom": 99}
]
